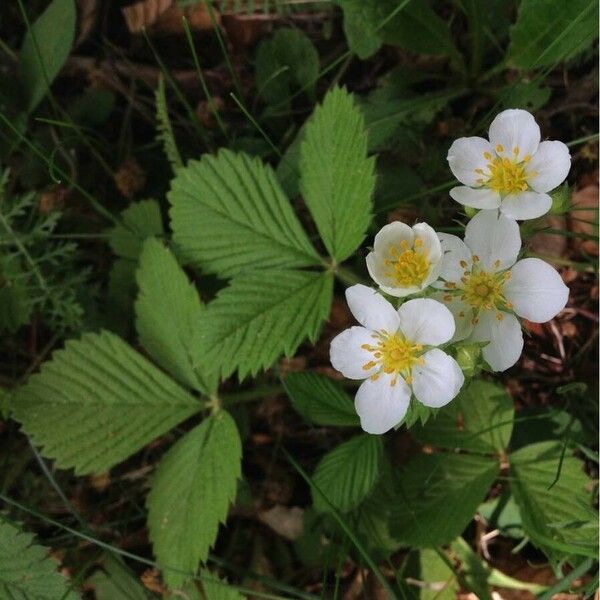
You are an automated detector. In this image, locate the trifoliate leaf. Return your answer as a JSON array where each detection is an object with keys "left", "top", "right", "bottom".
[
  {"left": 312, "top": 434, "right": 383, "bottom": 513},
  {"left": 19, "top": 0, "right": 76, "bottom": 113},
  {"left": 510, "top": 441, "right": 598, "bottom": 560},
  {"left": 108, "top": 199, "right": 164, "bottom": 260},
  {"left": 256, "top": 28, "right": 319, "bottom": 106},
  {"left": 508, "top": 0, "right": 598, "bottom": 69},
  {"left": 411, "top": 380, "right": 514, "bottom": 453},
  {"left": 389, "top": 453, "right": 498, "bottom": 547},
  {"left": 136, "top": 238, "right": 217, "bottom": 394},
  {"left": 147, "top": 411, "right": 242, "bottom": 589},
  {"left": 168, "top": 150, "right": 320, "bottom": 277},
  {"left": 12, "top": 331, "right": 200, "bottom": 474},
  {"left": 200, "top": 270, "right": 332, "bottom": 380},
  {"left": 0, "top": 517, "right": 79, "bottom": 599},
  {"left": 299, "top": 86, "right": 375, "bottom": 262},
  {"left": 283, "top": 372, "right": 359, "bottom": 426}
]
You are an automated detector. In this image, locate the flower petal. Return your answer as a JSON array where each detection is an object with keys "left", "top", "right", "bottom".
[
  {"left": 447, "top": 137, "right": 495, "bottom": 186},
  {"left": 412, "top": 348, "right": 464, "bottom": 408},
  {"left": 527, "top": 141, "right": 571, "bottom": 193},
  {"left": 345, "top": 284, "right": 400, "bottom": 332},
  {"left": 488, "top": 109, "right": 540, "bottom": 159},
  {"left": 413, "top": 222, "right": 442, "bottom": 263},
  {"left": 500, "top": 191, "right": 552, "bottom": 220},
  {"left": 471, "top": 311, "right": 523, "bottom": 372},
  {"left": 504, "top": 258, "right": 569, "bottom": 323},
  {"left": 397, "top": 298, "right": 455, "bottom": 346},
  {"left": 432, "top": 293, "right": 474, "bottom": 341},
  {"left": 465, "top": 209, "right": 521, "bottom": 271},
  {"left": 372, "top": 221, "right": 414, "bottom": 255},
  {"left": 330, "top": 326, "right": 378, "bottom": 380},
  {"left": 450, "top": 186, "right": 501, "bottom": 209},
  {"left": 355, "top": 373, "right": 411, "bottom": 434},
  {"left": 438, "top": 233, "right": 473, "bottom": 285}
]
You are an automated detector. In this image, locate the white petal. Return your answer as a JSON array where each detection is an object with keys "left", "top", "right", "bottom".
[
  {"left": 413, "top": 222, "right": 442, "bottom": 263},
  {"left": 447, "top": 137, "right": 495, "bottom": 186},
  {"left": 345, "top": 284, "right": 400, "bottom": 332},
  {"left": 372, "top": 221, "right": 414, "bottom": 255},
  {"left": 450, "top": 186, "right": 501, "bottom": 209},
  {"left": 438, "top": 233, "right": 472, "bottom": 284},
  {"left": 488, "top": 109, "right": 540, "bottom": 159},
  {"left": 432, "top": 293, "right": 474, "bottom": 342},
  {"left": 412, "top": 349, "right": 464, "bottom": 408},
  {"left": 465, "top": 209, "right": 521, "bottom": 271},
  {"left": 330, "top": 326, "right": 378, "bottom": 380},
  {"left": 471, "top": 311, "right": 523, "bottom": 372},
  {"left": 527, "top": 141, "right": 571, "bottom": 193},
  {"left": 500, "top": 191, "right": 552, "bottom": 221},
  {"left": 397, "top": 298, "right": 455, "bottom": 346},
  {"left": 366, "top": 251, "right": 396, "bottom": 292},
  {"left": 504, "top": 258, "right": 569, "bottom": 323},
  {"left": 355, "top": 373, "right": 411, "bottom": 434}
]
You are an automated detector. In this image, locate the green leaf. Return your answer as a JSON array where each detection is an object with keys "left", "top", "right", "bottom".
[
  {"left": 169, "top": 150, "right": 320, "bottom": 277},
  {"left": 283, "top": 372, "right": 359, "bottom": 426},
  {"left": 19, "top": 0, "right": 76, "bottom": 113},
  {"left": 0, "top": 255, "right": 32, "bottom": 333},
  {"left": 136, "top": 238, "right": 217, "bottom": 394},
  {"left": 334, "top": 0, "right": 382, "bottom": 59},
  {"left": 147, "top": 411, "right": 242, "bottom": 589},
  {"left": 200, "top": 270, "right": 332, "bottom": 380},
  {"left": 335, "top": 0, "right": 460, "bottom": 63},
  {"left": 299, "top": 86, "right": 375, "bottom": 262},
  {"left": 156, "top": 75, "right": 183, "bottom": 170},
  {"left": 276, "top": 126, "right": 305, "bottom": 199},
  {"left": 12, "top": 331, "right": 200, "bottom": 474},
  {"left": 89, "top": 555, "right": 147, "bottom": 600},
  {"left": 389, "top": 453, "right": 498, "bottom": 547},
  {"left": 256, "top": 28, "right": 319, "bottom": 106},
  {"left": 419, "top": 548, "right": 459, "bottom": 600},
  {"left": 508, "top": 0, "right": 598, "bottom": 69},
  {"left": 312, "top": 434, "right": 383, "bottom": 513},
  {"left": 108, "top": 199, "right": 164, "bottom": 260},
  {"left": 200, "top": 569, "right": 244, "bottom": 600},
  {"left": 0, "top": 517, "right": 78, "bottom": 599},
  {"left": 498, "top": 81, "right": 551, "bottom": 112},
  {"left": 510, "top": 441, "right": 598, "bottom": 560},
  {"left": 411, "top": 380, "right": 514, "bottom": 454}
]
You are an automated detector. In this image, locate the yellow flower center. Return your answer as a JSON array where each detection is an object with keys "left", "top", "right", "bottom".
[
  {"left": 462, "top": 270, "right": 507, "bottom": 310},
  {"left": 383, "top": 238, "right": 430, "bottom": 287},
  {"left": 442, "top": 257, "right": 513, "bottom": 324},
  {"left": 361, "top": 331, "right": 424, "bottom": 385},
  {"left": 475, "top": 146, "right": 534, "bottom": 195}
]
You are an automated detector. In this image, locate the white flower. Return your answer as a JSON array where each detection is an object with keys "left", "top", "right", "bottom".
[
  {"left": 447, "top": 109, "right": 571, "bottom": 220},
  {"left": 330, "top": 285, "right": 464, "bottom": 434},
  {"left": 436, "top": 210, "right": 569, "bottom": 372},
  {"left": 366, "top": 221, "right": 443, "bottom": 297}
]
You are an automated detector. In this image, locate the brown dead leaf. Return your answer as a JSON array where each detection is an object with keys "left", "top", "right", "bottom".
[
  {"left": 114, "top": 157, "right": 146, "bottom": 199},
  {"left": 257, "top": 505, "right": 304, "bottom": 540},
  {"left": 140, "top": 569, "right": 165, "bottom": 594},
  {"left": 122, "top": 0, "right": 217, "bottom": 34},
  {"left": 529, "top": 215, "right": 568, "bottom": 258},
  {"left": 221, "top": 14, "right": 264, "bottom": 51},
  {"left": 569, "top": 177, "right": 599, "bottom": 257},
  {"left": 76, "top": 0, "right": 98, "bottom": 46}
]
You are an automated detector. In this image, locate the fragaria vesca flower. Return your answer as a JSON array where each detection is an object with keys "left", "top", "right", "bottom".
[
  {"left": 447, "top": 109, "right": 571, "bottom": 220},
  {"left": 330, "top": 285, "right": 464, "bottom": 434},
  {"left": 366, "top": 221, "right": 442, "bottom": 297},
  {"left": 436, "top": 210, "right": 569, "bottom": 372}
]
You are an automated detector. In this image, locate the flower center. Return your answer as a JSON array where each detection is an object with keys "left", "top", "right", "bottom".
[
  {"left": 461, "top": 271, "right": 508, "bottom": 310},
  {"left": 361, "top": 331, "right": 424, "bottom": 384},
  {"left": 475, "top": 146, "right": 533, "bottom": 195},
  {"left": 383, "top": 239, "right": 430, "bottom": 287}
]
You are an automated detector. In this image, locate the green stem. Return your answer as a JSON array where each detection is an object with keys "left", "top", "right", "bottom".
[{"left": 221, "top": 384, "right": 284, "bottom": 406}]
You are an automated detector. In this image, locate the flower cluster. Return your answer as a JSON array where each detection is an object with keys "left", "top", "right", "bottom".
[{"left": 330, "top": 109, "right": 570, "bottom": 435}]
